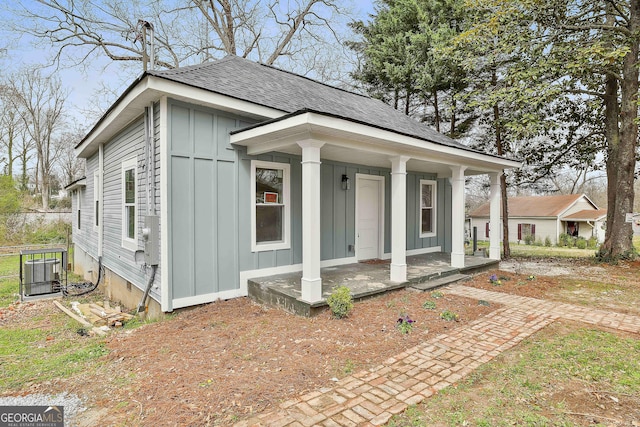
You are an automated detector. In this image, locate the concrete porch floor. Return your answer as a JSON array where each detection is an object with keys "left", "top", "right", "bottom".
[{"left": 247, "top": 253, "right": 499, "bottom": 316}]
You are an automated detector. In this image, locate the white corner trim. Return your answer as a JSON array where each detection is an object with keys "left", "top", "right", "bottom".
[{"left": 159, "top": 96, "right": 170, "bottom": 312}]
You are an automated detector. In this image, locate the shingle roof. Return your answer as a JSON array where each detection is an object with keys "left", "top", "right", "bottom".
[
  {"left": 469, "top": 194, "right": 586, "bottom": 217},
  {"left": 562, "top": 209, "right": 607, "bottom": 221},
  {"left": 148, "top": 55, "right": 470, "bottom": 152}
]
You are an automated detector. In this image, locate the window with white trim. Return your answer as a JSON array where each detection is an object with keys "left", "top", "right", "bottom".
[
  {"left": 93, "top": 170, "right": 100, "bottom": 230},
  {"left": 419, "top": 180, "right": 437, "bottom": 237},
  {"left": 121, "top": 158, "right": 138, "bottom": 251},
  {"left": 251, "top": 160, "right": 290, "bottom": 252}
]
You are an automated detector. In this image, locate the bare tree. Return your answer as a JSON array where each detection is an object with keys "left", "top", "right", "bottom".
[
  {"left": 0, "top": 83, "right": 25, "bottom": 177},
  {"left": 11, "top": 69, "right": 68, "bottom": 209},
  {"left": 11, "top": 0, "right": 352, "bottom": 75},
  {"left": 56, "top": 126, "right": 86, "bottom": 185}
]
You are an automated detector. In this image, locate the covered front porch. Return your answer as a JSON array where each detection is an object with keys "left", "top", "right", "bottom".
[
  {"left": 248, "top": 252, "right": 498, "bottom": 316},
  {"left": 232, "top": 110, "right": 519, "bottom": 308}
]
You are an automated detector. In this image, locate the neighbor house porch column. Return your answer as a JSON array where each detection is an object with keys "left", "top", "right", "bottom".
[
  {"left": 390, "top": 156, "right": 410, "bottom": 282},
  {"left": 450, "top": 165, "right": 467, "bottom": 268},
  {"left": 298, "top": 140, "right": 325, "bottom": 303},
  {"left": 489, "top": 172, "right": 502, "bottom": 260}
]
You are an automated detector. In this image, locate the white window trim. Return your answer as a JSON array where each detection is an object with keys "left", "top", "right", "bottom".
[
  {"left": 93, "top": 170, "right": 100, "bottom": 231},
  {"left": 419, "top": 179, "right": 437, "bottom": 238},
  {"left": 251, "top": 160, "right": 291, "bottom": 252},
  {"left": 121, "top": 157, "right": 138, "bottom": 251}
]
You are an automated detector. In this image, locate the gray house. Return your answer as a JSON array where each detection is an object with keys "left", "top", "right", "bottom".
[{"left": 65, "top": 55, "right": 519, "bottom": 315}]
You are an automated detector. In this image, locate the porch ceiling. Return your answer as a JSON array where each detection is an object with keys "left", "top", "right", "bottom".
[{"left": 230, "top": 110, "right": 521, "bottom": 177}]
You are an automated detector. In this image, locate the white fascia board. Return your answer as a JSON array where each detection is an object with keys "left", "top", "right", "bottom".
[
  {"left": 231, "top": 111, "right": 521, "bottom": 171},
  {"left": 76, "top": 76, "right": 284, "bottom": 158},
  {"left": 64, "top": 178, "right": 86, "bottom": 192}
]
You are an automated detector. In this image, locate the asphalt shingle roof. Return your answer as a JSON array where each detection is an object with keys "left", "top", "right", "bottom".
[
  {"left": 469, "top": 194, "right": 587, "bottom": 217},
  {"left": 562, "top": 209, "right": 607, "bottom": 220},
  {"left": 148, "top": 55, "right": 469, "bottom": 151}
]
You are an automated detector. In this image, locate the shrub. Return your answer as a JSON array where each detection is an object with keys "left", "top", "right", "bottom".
[
  {"left": 430, "top": 290, "right": 444, "bottom": 299},
  {"left": 576, "top": 237, "right": 587, "bottom": 249},
  {"left": 523, "top": 233, "right": 535, "bottom": 245},
  {"left": 422, "top": 300, "right": 437, "bottom": 310},
  {"left": 396, "top": 315, "right": 414, "bottom": 334},
  {"left": 558, "top": 233, "right": 571, "bottom": 247},
  {"left": 544, "top": 236, "right": 552, "bottom": 247},
  {"left": 326, "top": 286, "right": 353, "bottom": 319},
  {"left": 587, "top": 237, "right": 598, "bottom": 249},
  {"left": 534, "top": 237, "right": 544, "bottom": 246},
  {"left": 440, "top": 310, "right": 459, "bottom": 322}
]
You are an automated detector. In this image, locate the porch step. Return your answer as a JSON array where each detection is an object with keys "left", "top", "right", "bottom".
[{"left": 407, "top": 273, "right": 471, "bottom": 292}]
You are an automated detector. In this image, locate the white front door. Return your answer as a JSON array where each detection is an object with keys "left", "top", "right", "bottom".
[{"left": 356, "top": 175, "right": 384, "bottom": 260}]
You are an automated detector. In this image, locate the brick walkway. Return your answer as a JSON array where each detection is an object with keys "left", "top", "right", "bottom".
[{"left": 235, "top": 285, "right": 640, "bottom": 427}]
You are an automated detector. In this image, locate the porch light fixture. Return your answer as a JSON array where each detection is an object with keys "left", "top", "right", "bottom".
[{"left": 341, "top": 174, "right": 350, "bottom": 190}]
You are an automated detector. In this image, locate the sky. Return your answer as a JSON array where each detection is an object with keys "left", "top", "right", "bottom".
[{"left": 0, "top": 0, "right": 376, "bottom": 127}]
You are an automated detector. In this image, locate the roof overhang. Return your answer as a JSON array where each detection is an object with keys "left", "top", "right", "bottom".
[
  {"left": 64, "top": 177, "right": 86, "bottom": 191},
  {"left": 75, "top": 75, "right": 284, "bottom": 158},
  {"left": 561, "top": 214, "right": 607, "bottom": 221},
  {"left": 231, "top": 110, "right": 521, "bottom": 176}
]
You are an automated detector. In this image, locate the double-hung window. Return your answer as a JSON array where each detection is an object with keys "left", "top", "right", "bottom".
[
  {"left": 251, "top": 160, "right": 290, "bottom": 252},
  {"left": 121, "top": 158, "right": 138, "bottom": 251},
  {"left": 419, "top": 180, "right": 437, "bottom": 237}
]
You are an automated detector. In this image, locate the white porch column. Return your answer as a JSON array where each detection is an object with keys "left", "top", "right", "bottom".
[
  {"left": 489, "top": 172, "right": 502, "bottom": 260},
  {"left": 390, "top": 156, "right": 410, "bottom": 282},
  {"left": 450, "top": 165, "right": 467, "bottom": 268},
  {"left": 298, "top": 140, "right": 325, "bottom": 303}
]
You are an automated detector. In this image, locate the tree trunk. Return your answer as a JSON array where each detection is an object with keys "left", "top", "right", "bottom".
[
  {"left": 39, "top": 157, "right": 49, "bottom": 210},
  {"left": 492, "top": 70, "right": 510, "bottom": 258},
  {"left": 404, "top": 88, "right": 410, "bottom": 115},
  {"left": 598, "top": 3, "right": 639, "bottom": 260},
  {"left": 450, "top": 91, "right": 457, "bottom": 138},
  {"left": 432, "top": 90, "right": 440, "bottom": 132}
]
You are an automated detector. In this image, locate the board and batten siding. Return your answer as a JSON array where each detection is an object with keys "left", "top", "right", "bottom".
[
  {"left": 167, "top": 100, "right": 252, "bottom": 308},
  {"left": 167, "top": 99, "right": 453, "bottom": 309}
]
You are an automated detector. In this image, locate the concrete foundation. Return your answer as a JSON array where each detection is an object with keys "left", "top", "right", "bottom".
[
  {"left": 72, "top": 244, "right": 162, "bottom": 319},
  {"left": 248, "top": 253, "right": 499, "bottom": 317}
]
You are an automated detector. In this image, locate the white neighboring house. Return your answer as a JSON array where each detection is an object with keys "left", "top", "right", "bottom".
[{"left": 469, "top": 194, "right": 607, "bottom": 245}]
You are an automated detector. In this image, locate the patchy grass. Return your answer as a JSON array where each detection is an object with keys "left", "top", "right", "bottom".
[
  {"left": 0, "top": 313, "right": 108, "bottom": 390},
  {"left": 387, "top": 323, "right": 640, "bottom": 426},
  {"left": 0, "top": 255, "right": 20, "bottom": 307},
  {"left": 510, "top": 244, "right": 597, "bottom": 258},
  {"left": 467, "top": 241, "right": 597, "bottom": 258}
]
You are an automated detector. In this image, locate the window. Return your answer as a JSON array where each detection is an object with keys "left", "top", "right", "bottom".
[
  {"left": 517, "top": 223, "right": 535, "bottom": 240},
  {"left": 122, "top": 158, "right": 138, "bottom": 250},
  {"left": 76, "top": 190, "right": 81, "bottom": 230},
  {"left": 419, "top": 180, "right": 437, "bottom": 237},
  {"left": 93, "top": 170, "right": 100, "bottom": 230},
  {"left": 251, "top": 160, "right": 290, "bottom": 251}
]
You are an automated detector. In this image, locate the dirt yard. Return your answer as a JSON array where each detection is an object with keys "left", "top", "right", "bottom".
[{"left": 3, "top": 257, "right": 640, "bottom": 426}]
